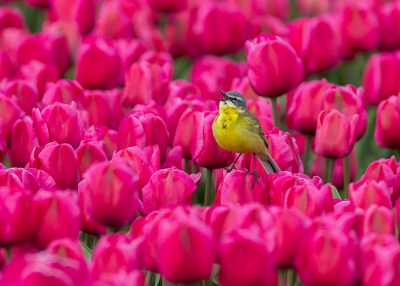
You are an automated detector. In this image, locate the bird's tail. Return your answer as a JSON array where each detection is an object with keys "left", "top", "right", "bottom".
[{"left": 256, "top": 152, "right": 281, "bottom": 174}]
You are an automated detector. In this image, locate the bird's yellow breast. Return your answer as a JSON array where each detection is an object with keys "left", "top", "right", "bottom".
[{"left": 212, "top": 105, "right": 265, "bottom": 154}]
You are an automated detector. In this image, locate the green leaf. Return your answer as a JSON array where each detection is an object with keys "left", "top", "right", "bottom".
[
  {"left": 330, "top": 184, "right": 342, "bottom": 199},
  {"left": 80, "top": 241, "right": 92, "bottom": 260}
]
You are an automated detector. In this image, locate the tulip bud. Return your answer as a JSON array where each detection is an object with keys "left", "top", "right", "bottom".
[
  {"left": 91, "top": 234, "right": 142, "bottom": 282},
  {"left": 376, "top": 3, "right": 400, "bottom": 51},
  {"left": 315, "top": 109, "right": 358, "bottom": 159},
  {"left": 9, "top": 116, "right": 38, "bottom": 167},
  {"left": 33, "top": 190, "right": 81, "bottom": 249},
  {"left": 139, "top": 50, "right": 174, "bottom": 81},
  {"left": 219, "top": 170, "right": 267, "bottom": 205},
  {"left": 285, "top": 183, "right": 333, "bottom": 218},
  {"left": 350, "top": 180, "right": 392, "bottom": 210},
  {"left": 83, "top": 159, "right": 140, "bottom": 227},
  {"left": 363, "top": 204, "right": 395, "bottom": 236},
  {"left": 116, "top": 38, "right": 147, "bottom": 83},
  {"left": 363, "top": 52, "right": 400, "bottom": 106},
  {"left": 0, "top": 7, "right": 25, "bottom": 32},
  {"left": 142, "top": 167, "right": 200, "bottom": 214},
  {"left": 0, "top": 79, "right": 39, "bottom": 115},
  {"left": 375, "top": 96, "right": 400, "bottom": 149},
  {"left": 264, "top": 128, "right": 303, "bottom": 173},
  {"left": 245, "top": 34, "right": 303, "bottom": 98},
  {"left": 295, "top": 223, "right": 358, "bottom": 286},
  {"left": 117, "top": 110, "right": 169, "bottom": 164},
  {"left": 192, "top": 111, "right": 236, "bottom": 169},
  {"left": 192, "top": 2, "right": 247, "bottom": 55},
  {"left": 158, "top": 216, "right": 215, "bottom": 283},
  {"left": 218, "top": 228, "right": 277, "bottom": 286},
  {"left": 76, "top": 36, "right": 120, "bottom": 90},
  {"left": 76, "top": 140, "right": 108, "bottom": 178},
  {"left": 42, "top": 80, "right": 85, "bottom": 109}
]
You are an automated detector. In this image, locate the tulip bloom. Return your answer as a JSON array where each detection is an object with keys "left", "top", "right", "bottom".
[
  {"left": 0, "top": 93, "right": 24, "bottom": 145},
  {"left": 83, "top": 125, "right": 118, "bottom": 159},
  {"left": 192, "top": 2, "right": 247, "bottom": 55},
  {"left": 245, "top": 34, "right": 303, "bottom": 98},
  {"left": 42, "top": 80, "right": 85, "bottom": 109},
  {"left": 158, "top": 216, "right": 215, "bottom": 283},
  {"left": 83, "top": 159, "right": 140, "bottom": 227},
  {"left": 0, "top": 7, "right": 25, "bottom": 32},
  {"left": 76, "top": 140, "right": 108, "bottom": 178},
  {"left": 315, "top": 109, "right": 358, "bottom": 159},
  {"left": 375, "top": 96, "right": 400, "bottom": 149},
  {"left": 192, "top": 111, "right": 235, "bottom": 169},
  {"left": 142, "top": 167, "right": 200, "bottom": 214},
  {"left": 350, "top": 180, "right": 392, "bottom": 210},
  {"left": 286, "top": 79, "right": 333, "bottom": 135},
  {"left": 173, "top": 109, "right": 201, "bottom": 159},
  {"left": 33, "top": 190, "right": 81, "bottom": 249},
  {"left": 9, "top": 116, "right": 39, "bottom": 167},
  {"left": 76, "top": 36, "right": 120, "bottom": 90},
  {"left": 32, "top": 102, "right": 84, "bottom": 148},
  {"left": 363, "top": 205, "right": 395, "bottom": 236},
  {"left": 246, "top": 98, "right": 274, "bottom": 133},
  {"left": 0, "top": 79, "right": 39, "bottom": 115},
  {"left": 362, "top": 52, "right": 400, "bottom": 106}
]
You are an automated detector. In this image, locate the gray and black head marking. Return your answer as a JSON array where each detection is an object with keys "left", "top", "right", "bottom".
[{"left": 218, "top": 90, "right": 247, "bottom": 109}]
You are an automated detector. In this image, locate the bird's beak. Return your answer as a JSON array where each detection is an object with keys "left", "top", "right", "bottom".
[{"left": 218, "top": 90, "right": 229, "bottom": 100}]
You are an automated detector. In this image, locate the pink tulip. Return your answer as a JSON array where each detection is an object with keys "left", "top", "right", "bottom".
[
  {"left": 84, "top": 89, "right": 113, "bottom": 127},
  {"left": 32, "top": 102, "right": 84, "bottom": 148},
  {"left": 1, "top": 168, "right": 55, "bottom": 194},
  {"left": 165, "top": 79, "right": 200, "bottom": 108},
  {"left": 0, "top": 51, "right": 14, "bottom": 81},
  {"left": 295, "top": 222, "right": 358, "bottom": 286},
  {"left": 0, "top": 79, "right": 39, "bottom": 115},
  {"left": 264, "top": 128, "right": 303, "bottom": 173},
  {"left": 315, "top": 109, "right": 358, "bottom": 159},
  {"left": 350, "top": 180, "right": 392, "bottom": 210},
  {"left": 310, "top": 150, "right": 358, "bottom": 190},
  {"left": 375, "top": 96, "right": 400, "bottom": 149},
  {"left": 29, "top": 142, "right": 80, "bottom": 190},
  {"left": 286, "top": 79, "right": 333, "bottom": 135},
  {"left": 117, "top": 110, "right": 169, "bottom": 164},
  {"left": 122, "top": 61, "right": 169, "bottom": 107},
  {"left": 91, "top": 234, "right": 142, "bottom": 282},
  {"left": 246, "top": 98, "right": 274, "bottom": 133},
  {"left": 83, "top": 125, "right": 118, "bottom": 159},
  {"left": 94, "top": 0, "right": 134, "bottom": 39},
  {"left": 362, "top": 156, "right": 400, "bottom": 203},
  {"left": 33, "top": 190, "right": 81, "bottom": 249},
  {"left": 219, "top": 170, "right": 267, "bottom": 205},
  {"left": 340, "top": 3, "right": 380, "bottom": 51},
  {"left": 230, "top": 76, "right": 259, "bottom": 100},
  {"left": 285, "top": 183, "right": 333, "bottom": 218},
  {"left": 172, "top": 109, "right": 201, "bottom": 159},
  {"left": 288, "top": 15, "right": 340, "bottom": 73},
  {"left": 0, "top": 7, "right": 25, "bottom": 32},
  {"left": 16, "top": 60, "right": 59, "bottom": 96},
  {"left": 190, "top": 55, "right": 242, "bottom": 100},
  {"left": 133, "top": 100, "right": 167, "bottom": 123},
  {"left": 376, "top": 3, "right": 400, "bottom": 51},
  {"left": 192, "top": 111, "right": 236, "bottom": 169},
  {"left": 263, "top": 0, "right": 289, "bottom": 20},
  {"left": 249, "top": 15, "right": 289, "bottom": 40},
  {"left": 0, "top": 92, "right": 24, "bottom": 145},
  {"left": 76, "top": 36, "right": 120, "bottom": 90},
  {"left": 116, "top": 38, "right": 147, "bottom": 84},
  {"left": 158, "top": 215, "right": 215, "bottom": 283},
  {"left": 42, "top": 80, "right": 85, "bottom": 109},
  {"left": 0, "top": 121, "right": 6, "bottom": 162},
  {"left": 192, "top": 2, "right": 247, "bottom": 55},
  {"left": 321, "top": 85, "right": 367, "bottom": 140},
  {"left": 297, "top": 0, "right": 332, "bottom": 15},
  {"left": 9, "top": 116, "right": 39, "bottom": 167},
  {"left": 363, "top": 204, "right": 395, "bottom": 236},
  {"left": 83, "top": 159, "right": 140, "bottom": 227},
  {"left": 0, "top": 186, "right": 38, "bottom": 246},
  {"left": 363, "top": 52, "right": 400, "bottom": 106},
  {"left": 245, "top": 34, "right": 303, "bottom": 98},
  {"left": 76, "top": 140, "right": 108, "bottom": 178},
  {"left": 142, "top": 167, "right": 200, "bottom": 214},
  {"left": 218, "top": 228, "right": 277, "bottom": 286},
  {"left": 162, "top": 145, "right": 183, "bottom": 169}
]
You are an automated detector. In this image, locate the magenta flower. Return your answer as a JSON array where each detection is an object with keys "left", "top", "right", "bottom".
[
  {"left": 0, "top": 79, "right": 38, "bottom": 115},
  {"left": 42, "top": 80, "right": 85, "bottom": 109}
]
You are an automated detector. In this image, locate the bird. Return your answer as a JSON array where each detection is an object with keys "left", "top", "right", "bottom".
[{"left": 212, "top": 90, "right": 281, "bottom": 177}]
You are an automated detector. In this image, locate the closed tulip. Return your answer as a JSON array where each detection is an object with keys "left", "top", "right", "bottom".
[
  {"left": 0, "top": 51, "right": 14, "bottom": 81},
  {"left": 83, "top": 125, "right": 118, "bottom": 159},
  {"left": 9, "top": 116, "right": 39, "bottom": 167},
  {"left": 158, "top": 216, "right": 215, "bottom": 283},
  {"left": 375, "top": 96, "right": 400, "bottom": 149},
  {"left": 33, "top": 190, "right": 81, "bottom": 249},
  {"left": 76, "top": 140, "right": 108, "bottom": 178},
  {"left": 116, "top": 38, "right": 147, "bottom": 84},
  {"left": 350, "top": 180, "right": 392, "bottom": 210},
  {"left": 29, "top": 142, "right": 80, "bottom": 189},
  {"left": 377, "top": 3, "right": 400, "bottom": 51},
  {"left": 0, "top": 93, "right": 24, "bottom": 145},
  {"left": 192, "top": 111, "right": 235, "bottom": 169},
  {"left": 220, "top": 170, "right": 267, "bottom": 205},
  {"left": 84, "top": 89, "right": 113, "bottom": 127},
  {"left": 1, "top": 168, "right": 55, "bottom": 194},
  {"left": 42, "top": 80, "right": 85, "bottom": 109},
  {"left": 192, "top": 2, "right": 247, "bottom": 55},
  {"left": 362, "top": 52, "right": 400, "bottom": 106},
  {"left": 142, "top": 167, "right": 200, "bottom": 214},
  {"left": 286, "top": 79, "right": 333, "bottom": 135},
  {"left": 83, "top": 159, "right": 140, "bottom": 227},
  {"left": 32, "top": 103, "right": 84, "bottom": 148},
  {"left": 172, "top": 109, "right": 201, "bottom": 159},
  {"left": 363, "top": 204, "right": 395, "bottom": 236},
  {"left": 0, "top": 79, "right": 39, "bottom": 115},
  {"left": 231, "top": 76, "right": 259, "bottom": 100},
  {"left": 76, "top": 36, "right": 120, "bottom": 90},
  {"left": 246, "top": 98, "right": 274, "bottom": 133},
  {"left": 117, "top": 110, "right": 169, "bottom": 164},
  {"left": 315, "top": 109, "right": 358, "bottom": 159},
  {"left": 0, "top": 7, "right": 25, "bottom": 32},
  {"left": 245, "top": 34, "right": 303, "bottom": 98}
]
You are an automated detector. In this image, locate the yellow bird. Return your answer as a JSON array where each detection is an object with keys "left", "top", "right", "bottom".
[{"left": 212, "top": 90, "right": 281, "bottom": 175}]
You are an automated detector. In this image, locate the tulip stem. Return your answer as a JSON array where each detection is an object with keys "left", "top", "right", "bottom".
[
  {"left": 287, "top": 268, "right": 296, "bottom": 286},
  {"left": 204, "top": 168, "right": 213, "bottom": 206},
  {"left": 85, "top": 233, "right": 93, "bottom": 249},
  {"left": 6, "top": 247, "right": 11, "bottom": 261},
  {"left": 278, "top": 270, "right": 286, "bottom": 286},
  {"left": 270, "top": 97, "right": 280, "bottom": 129},
  {"left": 302, "top": 135, "right": 312, "bottom": 175},
  {"left": 325, "top": 158, "right": 335, "bottom": 183},
  {"left": 343, "top": 155, "right": 350, "bottom": 199}
]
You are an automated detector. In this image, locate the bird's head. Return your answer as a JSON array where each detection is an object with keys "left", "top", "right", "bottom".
[{"left": 218, "top": 90, "right": 247, "bottom": 109}]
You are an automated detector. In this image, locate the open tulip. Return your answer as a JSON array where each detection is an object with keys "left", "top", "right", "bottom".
[
  {"left": 315, "top": 109, "right": 358, "bottom": 159},
  {"left": 245, "top": 34, "right": 303, "bottom": 98}
]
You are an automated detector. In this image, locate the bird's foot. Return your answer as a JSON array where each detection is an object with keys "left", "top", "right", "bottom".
[
  {"left": 246, "top": 170, "right": 259, "bottom": 188},
  {"left": 224, "top": 164, "right": 237, "bottom": 173}
]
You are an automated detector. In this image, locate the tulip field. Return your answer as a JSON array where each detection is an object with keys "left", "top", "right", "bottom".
[{"left": 1, "top": 0, "right": 400, "bottom": 285}]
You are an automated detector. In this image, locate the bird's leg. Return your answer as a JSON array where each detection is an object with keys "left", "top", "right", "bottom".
[
  {"left": 247, "top": 153, "right": 259, "bottom": 188},
  {"left": 224, "top": 153, "right": 243, "bottom": 172}
]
